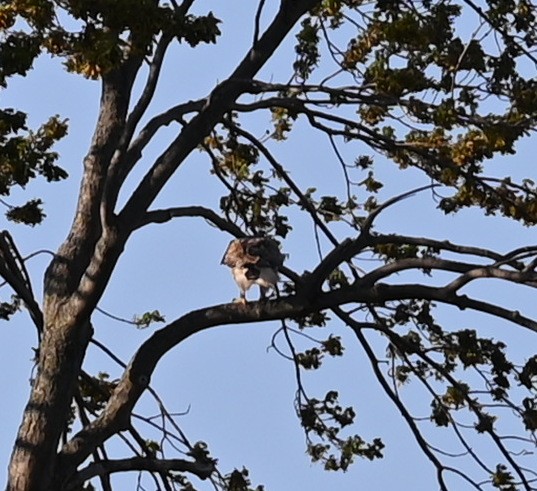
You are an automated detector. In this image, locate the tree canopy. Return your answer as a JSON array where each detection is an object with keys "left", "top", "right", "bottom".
[{"left": 1, "top": 0, "right": 537, "bottom": 490}]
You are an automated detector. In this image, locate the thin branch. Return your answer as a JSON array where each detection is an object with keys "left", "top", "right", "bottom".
[
  {"left": 104, "top": 33, "right": 174, "bottom": 215},
  {"left": 225, "top": 120, "right": 339, "bottom": 246},
  {"left": 361, "top": 184, "right": 439, "bottom": 234},
  {"left": 123, "top": 34, "right": 173, "bottom": 154},
  {"left": 333, "top": 307, "right": 450, "bottom": 491},
  {"left": 460, "top": 0, "right": 537, "bottom": 65},
  {"left": 128, "top": 426, "right": 173, "bottom": 491},
  {"left": 385, "top": 328, "right": 534, "bottom": 489},
  {"left": 0, "top": 231, "right": 43, "bottom": 333},
  {"left": 74, "top": 393, "right": 113, "bottom": 491},
  {"left": 95, "top": 306, "right": 139, "bottom": 326},
  {"left": 253, "top": 0, "right": 267, "bottom": 47},
  {"left": 90, "top": 338, "right": 128, "bottom": 369},
  {"left": 118, "top": 99, "right": 204, "bottom": 186}
]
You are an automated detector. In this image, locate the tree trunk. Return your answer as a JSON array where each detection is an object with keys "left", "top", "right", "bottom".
[{"left": 7, "top": 309, "right": 93, "bottom": 491}]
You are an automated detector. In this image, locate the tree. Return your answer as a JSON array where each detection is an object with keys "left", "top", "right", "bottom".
[{"left": 2, "top": 0, "right": 537, "bottom": 490}]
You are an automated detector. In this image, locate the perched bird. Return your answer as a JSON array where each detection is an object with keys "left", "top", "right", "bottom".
[{"left": 221, "top": 237, "right": 286, "bottom": 304}]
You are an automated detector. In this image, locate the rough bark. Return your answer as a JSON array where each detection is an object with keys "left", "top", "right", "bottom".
[{"left": 6, "top": 68, "right": 134, "bottom": 491}]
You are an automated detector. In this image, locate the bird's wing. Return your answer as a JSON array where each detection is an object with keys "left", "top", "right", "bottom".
[
  {"left": 221, "top": 239, "right": 244, "bottom": 267},
  {"left": 222, "top": 237, "right": 286, "bottom": 269},
  {"left": 221, "top": 238, "right": 258, "bottom": 267},
  {"left": 255, "top": 238, "right": 286, "bottom": 269}
]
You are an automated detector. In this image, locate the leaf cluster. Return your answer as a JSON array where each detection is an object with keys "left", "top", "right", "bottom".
[
  {"left": 0, "top": 110, "right": 68, "bottom": 224},
  {"left": 78, "top": 371, "right": 117, "bottom": 413},
  {"left": 285, "top": 0, "right": 537, "bottom": 225},
  {"left": 301, "top": 390, "right": 384, "bottom": 471},
  {"left": 133, "top": 309, "right": 165, "bottom": 329},
  {"left": 1, "top": 1, "right": 221, "bottom": 79},
  {"left": 296, "top": 335, "right": 344, "bottom": 370},
  {"left": 0, "top": 294, "right": 20, "bottom": 320}
]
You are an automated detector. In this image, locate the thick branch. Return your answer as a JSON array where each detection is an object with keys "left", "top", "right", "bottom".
[
  {"left": 301, "top": 235, "right": 368, "bottom": 297},
  {"left": 58, "top": 277, "right": 537, "bottom": 475},
  {"left": 119, "top": 0, "right": 320, "bottom": 227},
  {"left": 134, "top": 205, "right": 300, "bottom": 282},
  {"left": 445, "top": 266, "right": 537, "bottom": 291},
  {"left": 135, "top": 206, "right": 244, "bottom": 236},
  {"left": 105, "top": 33, "right": 175, "bottom": 207},
  {"left": 58, "top": 297, "right": 311, "bottom": 473},
  {"left": 67, "top": 457, "right": 213, "bottom": 490}
]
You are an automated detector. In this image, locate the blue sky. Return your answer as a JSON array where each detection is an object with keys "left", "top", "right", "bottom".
[{"left": 2, "top": 1, "right": 537, "bottom": 490}]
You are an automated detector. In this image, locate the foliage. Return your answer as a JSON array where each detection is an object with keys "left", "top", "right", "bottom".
[
  {"left": 133, "top": 309, "right": 166, "bottom": 329},
  {"left": 0, "top": 109, "right": 67, "bottom": 224}
]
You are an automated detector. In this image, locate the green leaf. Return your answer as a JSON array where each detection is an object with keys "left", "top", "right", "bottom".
[{"left": 133, "top": 310, "right": 166, "bottom": 329}]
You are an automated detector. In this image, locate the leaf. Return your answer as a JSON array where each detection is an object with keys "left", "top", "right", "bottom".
[
  {"left": 6, "top": 199, "right": 45, "bottom": 226},
  {"left": 0, "top": 295, "right": 20, "bottom": 320},
  {"left": 133, "top": 310, "right": 166, "bottom": 329}
]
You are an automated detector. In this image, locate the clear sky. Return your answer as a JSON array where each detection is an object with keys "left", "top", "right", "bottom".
[{"left": 2, "top": 2, "right": 536, "bottom": 490}]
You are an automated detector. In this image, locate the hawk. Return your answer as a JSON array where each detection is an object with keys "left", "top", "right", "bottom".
[{"left": 221, "top": 237, "right": 286, "bottom": 304}]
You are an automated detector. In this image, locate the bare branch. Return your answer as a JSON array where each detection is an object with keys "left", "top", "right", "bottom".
[
  {"left": 103, "top": 32, "right": 174, "bottom": 217},
  {"left": 123, "top": 35, "right": 173, "bottom": 153},
  {"left": 134, "top": 205, "right": 300, "bottom": 282},
  {"left": 371, "top": 234, "right": 528, "bottom": 266},
  {"left": 67, "top": 457, "right": 214, "bottom": 490},
  {"left": 361, "top": 184, "right": 439, "bottom": 234},
  {"left": 134, "top": 206, "right": 244, "bottom": 236},
  {"left": 361, "top": 257, "right": 537, "bottom": 288},
  {"left": 360, "top": 257, "right": 478, "bottom": 284},
  {"left": 445, "top": 266, "right": 537, "bottom": 291},
  {"left": 117, "top": 99, "right": 204, "bottom": 188},
  {"left": 253, "top": 0, "right": 267, "bottom": 47},
  {"left": 0, "top": 231, "right": 43, "bottom": 332}
]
